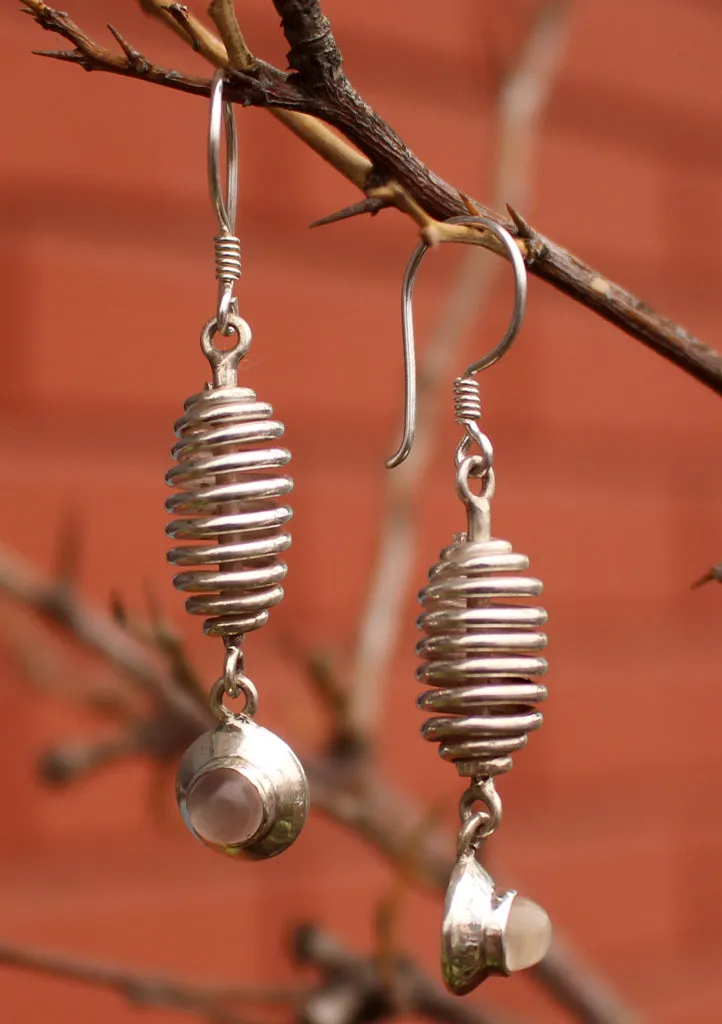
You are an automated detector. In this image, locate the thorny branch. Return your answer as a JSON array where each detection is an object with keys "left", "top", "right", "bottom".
[{"left": 20, "top": 0, "right": 722, "bottom": 397}]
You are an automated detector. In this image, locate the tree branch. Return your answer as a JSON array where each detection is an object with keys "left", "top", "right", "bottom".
[
  {"left": 22, "top": 1, "right": 722, "bottom": 397},
  {"left": 0, "top": 941, "right": 302, "bottom": 1024},
  {"left": 208, "top": 0, "right": 254, "bottom": 71},
  {"left": 0, "top": 927, "right": 517, "bottom": 1024},
  {"left": 294, "top": 925, "right": 514, "bottom": 1024}
]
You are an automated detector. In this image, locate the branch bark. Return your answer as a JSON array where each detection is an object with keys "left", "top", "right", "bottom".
[{"left": 20, "top": 0, "right": 722, "bottom": 397}]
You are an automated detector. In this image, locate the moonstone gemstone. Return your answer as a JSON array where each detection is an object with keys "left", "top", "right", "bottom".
[
  {"left": 504, "top": 896, "right": 553, "bottom": 972},
  {"left": 186, "top": 767, "right": 264, "bottom": 847}
]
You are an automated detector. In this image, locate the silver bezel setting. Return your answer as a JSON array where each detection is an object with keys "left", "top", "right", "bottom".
[{"left": 176, "top": 718, "right": 309, "bottom": 860}]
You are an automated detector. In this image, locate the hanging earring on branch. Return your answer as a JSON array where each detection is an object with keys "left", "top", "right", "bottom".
[
  {"left": 168, "top": 71, "right": 309, "bottom": 860},
  {"left": 388, "top": 217, "right": 552, "bottom": 994}
]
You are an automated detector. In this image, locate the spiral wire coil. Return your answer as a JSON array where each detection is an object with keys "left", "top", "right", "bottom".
[
  {"left": 215, "top": 234, "right": 242, "bottom": 287},
  {"left": 416, "top": 375, "right": 548, "bottom": 780},
  {"left": 417, "top": 532, "right": 548, "bottom": 778},
  {"left": 453, "top": 377, "right": 482, "bottom": 424},
  {"left": 165, "top": 380, "right": 292, "bottom": 640}
]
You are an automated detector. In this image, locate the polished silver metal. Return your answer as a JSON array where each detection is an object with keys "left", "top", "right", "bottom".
[
  {"left": 176, "top": 718, "right": 309, "bottom": 859},
  {"left": 165, "top": 337, "right": 293, "bottom": 638},
  {"left": 387, "top": 216, "right": 527, "bottom": 469},
  {"left": 441, "top": 852, "right": 552, "bottom": 994},
  {"left": 417, "top": 530, "right": 548, "bottom": 780},
  {"left": 208, "top": 70, "right": 238, "bottom": 233},
  {"left": 171, "top": 70, "right": 306, "bottom": 860},
  {"left": 395, "top": 220, "right": 550, "bottom": 989},
  {"left": 440, "top": 777, "right": 551, "bottom": 994},
  {"left": 208, "top": 70, "right": 242, "bottom": 336}
]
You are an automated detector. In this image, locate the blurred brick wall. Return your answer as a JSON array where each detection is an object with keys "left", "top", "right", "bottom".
[{"left": 1, "top": 1, "right": 722, "bottom": 1022}]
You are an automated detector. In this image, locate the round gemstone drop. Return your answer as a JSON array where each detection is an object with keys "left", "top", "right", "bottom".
[
  {"left": 503, "top": 896, "right": 553, "bottom": 972},
  {"left": 186, "top": 767, "right": 264, "bottom": 847}
]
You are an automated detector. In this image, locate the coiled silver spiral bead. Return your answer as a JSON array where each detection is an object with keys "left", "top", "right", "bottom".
[
  {"left": 417, "top": 533, "right": 548, "bottom": 778},
  {"left": 165, "top": 379, "right": 292, "bottom": 639},
  {"left": 214, "top": 234, "right": 242, "bottom": 287},
  {"left": 453, "top": 377, "right": 482, "bottom": 424}
]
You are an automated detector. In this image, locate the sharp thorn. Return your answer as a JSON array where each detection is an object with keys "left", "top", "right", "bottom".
[
  {"left": 506, "top": 203, "right": 535, "bottom": 239},
  {"left": 32, "top": 48, "right": 84, "bottom": 63},
  {"left": 107, "top": 23, "right": 151, "bottom": 71},
  {"left": 310, "top": 195, "right": 385, "bottom": 228},
  {"left": 460, "top": 191, "right": 481, "bottom": 216}
]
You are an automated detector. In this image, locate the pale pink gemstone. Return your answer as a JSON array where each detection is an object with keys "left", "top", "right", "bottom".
[
  {"left": 504, "top": 896, "right": 552, "bottom": 972},
  {"left": 186, "top": 767, "right": 264, "bottom": 846}
]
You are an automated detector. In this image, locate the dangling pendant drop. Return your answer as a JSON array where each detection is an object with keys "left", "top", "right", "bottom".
[
  {"left": 176, "top": 653, "right": 308, "bottom": 859},
  {"left": 168, "top": 71, "right": 308, "bottom": 859},
  {"left": 388, "top": 216, "right": 552, "bottom": 991}
]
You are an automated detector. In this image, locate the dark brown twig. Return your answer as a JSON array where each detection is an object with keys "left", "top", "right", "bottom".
[{"left": 20, "top": 0, "right": 722, "bottom": 397}]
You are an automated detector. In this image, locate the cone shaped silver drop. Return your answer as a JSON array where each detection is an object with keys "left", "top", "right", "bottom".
[{"left": 441, "top": 854, "right": 551, "bottom": 994}]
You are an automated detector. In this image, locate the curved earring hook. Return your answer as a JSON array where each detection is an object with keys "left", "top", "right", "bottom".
[
  {"left": 208, "top": 70, "right": 238, "bottom": 235},
  {"left": 386, "top": 216, "right": 528, "bottom": 470}
]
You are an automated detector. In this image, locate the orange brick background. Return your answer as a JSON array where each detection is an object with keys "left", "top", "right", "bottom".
[{"left": 2, "top": 1, "right": 722, "bottom": 1022}]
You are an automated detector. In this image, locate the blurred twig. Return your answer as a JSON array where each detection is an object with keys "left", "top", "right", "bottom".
[
  {"left": 0, "top": 926, "right": 517, "bottom": 1024},
  {"left": 294, "top": 925, "right": 512, "bottom": 1024},
  {"left": 346, "top": 0, "right": 571, "bottom": 743},
  {"left": 0, "top": 941, "right": 303, "bottom": 1024},
  {"left": 0, "top": 543, "right": 208, "bottom": 732},
  {"left": 0, "top": 535, "right": 637, "bottom": 1022}
]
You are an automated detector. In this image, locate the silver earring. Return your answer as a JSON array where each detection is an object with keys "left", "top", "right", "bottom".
[
  {"left": 167, "top": 71, "right": 309, "bottom": 860},
  {"left": 388, "top": 217, "right": 551, "bottom": 994}
]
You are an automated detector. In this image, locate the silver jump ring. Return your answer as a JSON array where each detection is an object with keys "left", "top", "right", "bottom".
[
  {"left": 458, "top": 779, "right": 502, "bottom": 850},
  {"left": 454, "top": 424, "right": 494, "bottom": 469},
  {"left": 200, "top": 314, "right": 252, "bottom": 387},
  {"left": 223, "top": 644, "right": 245, "bottom": 699},
  {"left": 457, "top": 811, "right": 495, "bottom": 855},
  {"left": 209, "top": 674, "right": 259, "bottom": 723},
  {"left": 456, "top": 456, "right": 496, "bottom": 502},
  {"left": 208, "top": 70, "right": 238, "bottom": 236}
]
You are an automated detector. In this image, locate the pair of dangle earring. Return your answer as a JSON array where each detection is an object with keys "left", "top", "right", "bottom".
[
  {"left": 389, "top": 218, "right": 552, "bottom": 994},
  {"left": 168, "top": 72, "right": 308, "bottom": 859}
]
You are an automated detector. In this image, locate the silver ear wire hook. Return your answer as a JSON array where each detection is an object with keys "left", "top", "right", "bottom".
[
  {"left": 208, "top": 70, "right": 238, "bottom": 234},
  {"left": 386, "top": 216, "right": 528, "bottom": 469},
  {"left": 208, "top": 70, "right": 241, "bottom": 336}
]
